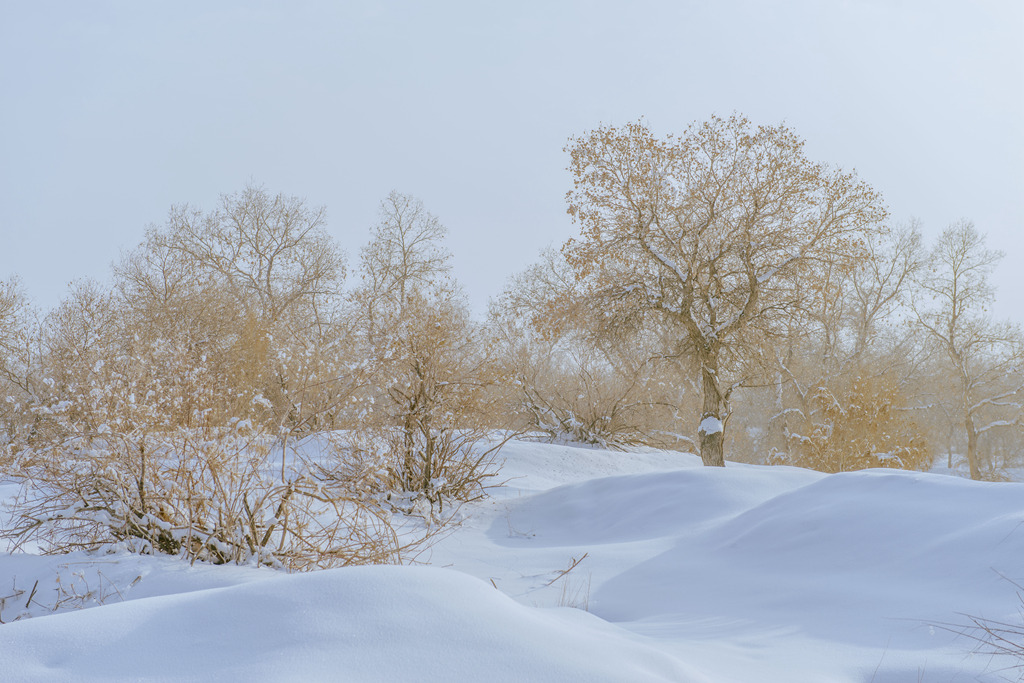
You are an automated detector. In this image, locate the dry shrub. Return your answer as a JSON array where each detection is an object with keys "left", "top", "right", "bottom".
[
  {"left": 3, "top": 289, "right": 410, "bottom": 568},
  {"left": 3, "top": 324, "right": 408, "bottom": 568},
  {"left": 933, "top": 578, "right": 1024, "bottom": 678},
  {"left": 5, "top": 423, "right": 404, "bottom": 568},
  {"left": 491, "top": 249, "right": 697, "bottom": 451},
  {"left": 512, "top": 350, "right": 691, "bottom": 450},
  {"left": 775, "top": 374, "right": 929, "bottom": 472},
  {"left": 381, "top": 427, "right": 509, "bottom": 511}
]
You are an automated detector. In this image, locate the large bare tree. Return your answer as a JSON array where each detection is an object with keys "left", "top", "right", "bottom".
[{"left": 563, "top": 115, "right": 887, "bottom": 466}]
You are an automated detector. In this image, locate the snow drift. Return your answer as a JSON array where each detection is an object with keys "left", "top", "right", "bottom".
[{"left": 0, "top": 440, "right": 1021, "bottom": 682}]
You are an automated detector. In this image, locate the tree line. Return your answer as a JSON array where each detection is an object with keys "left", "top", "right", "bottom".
[{"left": 1, "top": 113, "right": 1021, "bottom": 566}]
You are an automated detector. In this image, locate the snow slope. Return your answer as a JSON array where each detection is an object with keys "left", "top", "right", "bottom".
[{"left": 1, "top": 440, "right": 1022, "bottom": 682}]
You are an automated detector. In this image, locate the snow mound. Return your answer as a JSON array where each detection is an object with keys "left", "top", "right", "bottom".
[
  {"left": 496, "top": 465, "right": 823, "bottom": 545},
  {"left": 491, "top": 439, "right": 702, "bottom": 491},
  {"left": 595, "top": 468, "right": 1024, "bottom": 665},
  {"left": 0, "top": 565, "right": 702, "bottom": 683}
]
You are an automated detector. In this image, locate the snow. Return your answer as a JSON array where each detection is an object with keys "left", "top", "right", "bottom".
[
  {"left": 2, "top": 440, "right": 1023, "bottom": 681},
  {"left": 698, "top": 415, "right": 724, "bottom": 435}
]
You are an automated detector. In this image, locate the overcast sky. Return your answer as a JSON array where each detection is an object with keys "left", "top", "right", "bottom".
[{"left": 2, "top": 0, "right": 1022, "bottom": 319}]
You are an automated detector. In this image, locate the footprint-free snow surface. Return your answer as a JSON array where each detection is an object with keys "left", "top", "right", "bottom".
[{"left": 1, "top": 441, "right": 1022, "bottom": 682}]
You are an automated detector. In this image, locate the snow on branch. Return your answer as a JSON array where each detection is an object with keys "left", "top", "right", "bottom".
[
  {"left": 756, "top": 250, "right": 803, "bottom": 285},
  {"left": 976, "top": 418, "right": 1022, "bottom": 435}
]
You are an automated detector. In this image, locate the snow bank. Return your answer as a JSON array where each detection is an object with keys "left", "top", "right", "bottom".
[
  {"left": 2, "top": 441, "right": 1022, "bottom": 682},
  {"left": 0, "top": 565, "right": 701, "bottom": 683},
  {"left": 491, "top": 439, "right": 701, "bottom": 492},
  {"left": 496, "top": 465, "right": 822, "bottom": 545}
]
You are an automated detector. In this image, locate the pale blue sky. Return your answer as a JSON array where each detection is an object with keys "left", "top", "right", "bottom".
[{"left": 2, "top": 0, "right": 1022, "bottom": 318}]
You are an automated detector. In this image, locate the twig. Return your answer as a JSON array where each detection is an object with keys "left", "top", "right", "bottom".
[{"left": 544, "top": 552, "right": 589, "bottom": 587}]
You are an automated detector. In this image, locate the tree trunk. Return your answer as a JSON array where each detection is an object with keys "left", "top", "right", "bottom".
[
  {"left": 698, "top": 365, "right": 726, "bottom": 467},
  {"left": 965, "top": 414, "right": 981, "bottom": 480}
]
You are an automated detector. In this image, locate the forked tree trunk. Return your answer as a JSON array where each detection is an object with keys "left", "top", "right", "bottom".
[{"left": 698, "top": 365, "right": 726, "bottom": 467}]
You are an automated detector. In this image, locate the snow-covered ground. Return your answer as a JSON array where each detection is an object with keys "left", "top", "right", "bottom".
[{"left": 1, "top": 441, "right": 1022, "bottom": 682}]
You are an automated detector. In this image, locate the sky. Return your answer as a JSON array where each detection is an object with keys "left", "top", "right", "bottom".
[{"left": 2, "top": 0, "right": 1022, "bottom": 319}]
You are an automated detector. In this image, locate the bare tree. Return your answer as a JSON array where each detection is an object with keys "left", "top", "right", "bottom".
[
  {"left": 149, "top": 184, "right": 345, "bottom": 329},
  {"left": 351, "top": 193, "right": 507, "bottom": 507},
  {"left": 913, "top": 221, "right": 1024, "bottom": 480},
  {"left": 355, "top": 191, "right": 451, "bottom": 346},
  {"left": 113, "top": 185, "right": 351, "bottom": 430},
  {"left": 564, "top": 115, "right": 887, "bottom": 465},
  {"left": 847, "top": 222, "right": 924, "bottom": 361}
]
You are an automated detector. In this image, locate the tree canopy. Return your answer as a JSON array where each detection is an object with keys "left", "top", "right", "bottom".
[{"left": 563, "top": 114, "right": 888, "bottom": 465}]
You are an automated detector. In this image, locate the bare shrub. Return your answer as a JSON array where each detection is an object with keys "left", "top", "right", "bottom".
[
  {"left": 4, "top": 334, "right": 406, "bottom": 569},
  {"left": 491, "top": 248, "right": 698, "bottom": 451},
  {"left": 4, "top": 282, "right": 407, "bottom": 568},
  {"left": 512, "top": 348, "right": 689, "bottom": 450},
  {"left": 934, "top": 580, "right": 1024, "bottom": 680},
  {"left": 772, "top": 374, "right": 930, "bottom": 472}
]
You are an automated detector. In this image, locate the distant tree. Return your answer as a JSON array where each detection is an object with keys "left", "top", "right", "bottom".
[
  {"left": 155, "top": 184, "right": 345, "bottom": 328},
  {"left": 912, "top": 221, "right": 1024, "bottom": 480},
  {"left": 563, "top": 115, "right": 887, "bottom": 466},
  {"left": 0, "top": 277, "right": 37, "bottom": 396},
  {"left": 355, "top": 191, "right": 451, "bottom": 347},
  {"left": 846, "top": 222, "right": 924, "bottom": 363}
]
